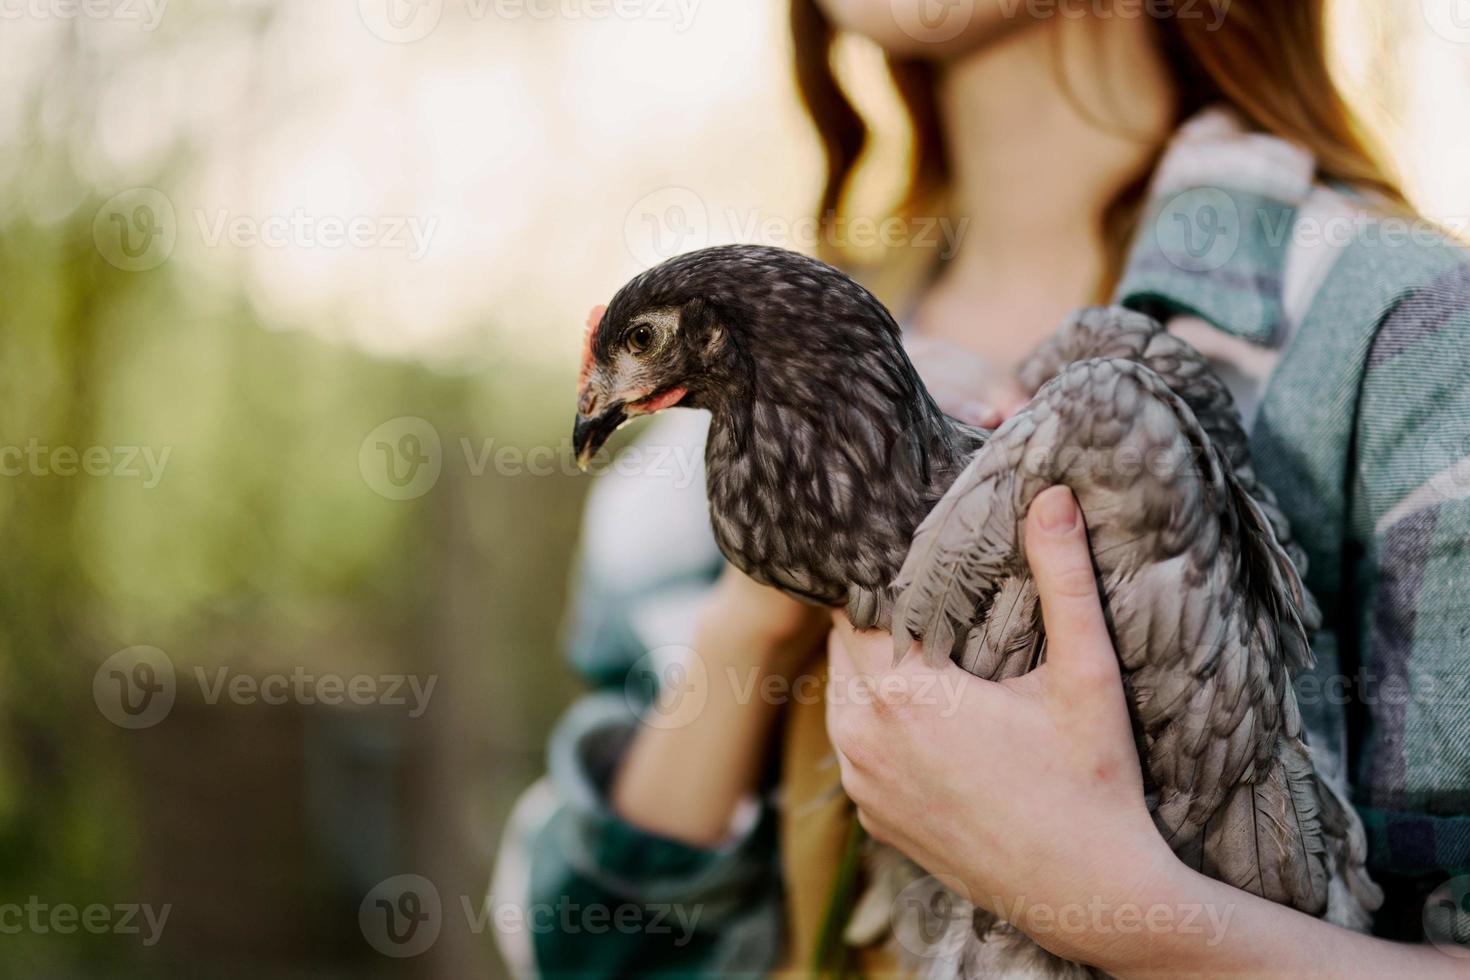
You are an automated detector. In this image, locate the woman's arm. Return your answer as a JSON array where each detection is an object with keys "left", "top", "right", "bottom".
[
  {"left": 612, "top": 567, "right": 827, "bottom": 845},
  {"left": 496, "top": 411, "right": 817, "bottom": 978},
  {"left": 1110, "top": 864, "right": 1459, "bottom": 979},
  {"left": 826, "top": 487, "right": 1461, "bottom": 978}
]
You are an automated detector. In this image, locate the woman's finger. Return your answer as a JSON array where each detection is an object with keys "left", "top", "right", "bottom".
[
  {"left": 828, "top": 613, "right": 891, "bottom": 675},
  {"left": 827, "top": 621, "right": 856, "bottom": 677},
  {"left": 1024, "top": 486, "right": 1122, "bottom": 698},
  {"left": 953, "top": 400, "right": 1004, "bottom": 428},
  {"left": 826, "top": 630, "right": 878, "bottom": 775}
]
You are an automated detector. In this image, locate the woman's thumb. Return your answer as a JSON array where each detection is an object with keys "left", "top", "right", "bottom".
[{"left": 1025, "top": 486, "right": 1121, "bottom": 693}]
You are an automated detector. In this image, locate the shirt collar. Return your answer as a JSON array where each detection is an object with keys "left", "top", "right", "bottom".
[{"left": 1115, "top": 107, "right": 1317, "bottom": 346}]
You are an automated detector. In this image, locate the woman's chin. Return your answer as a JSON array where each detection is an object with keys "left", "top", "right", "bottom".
[{"left": 813, "top": 0, "right": 1035, "bottom": 60}]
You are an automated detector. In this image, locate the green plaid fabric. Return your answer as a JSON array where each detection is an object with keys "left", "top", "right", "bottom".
[
  {"left": 496, "top": 109, "right": 1470, "bottom": 975},
  {"left": 1119, "top": 111, "right": 1470, "bottom": 894}
]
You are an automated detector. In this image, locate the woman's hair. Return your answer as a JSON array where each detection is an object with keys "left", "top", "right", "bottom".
[{"left": 790, "top": 0, "right": 1406, "bottom": 295}]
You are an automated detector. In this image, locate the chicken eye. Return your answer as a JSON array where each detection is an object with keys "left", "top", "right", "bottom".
[{"left": 627, "top": 324, "right": 654, "bottom": 354}]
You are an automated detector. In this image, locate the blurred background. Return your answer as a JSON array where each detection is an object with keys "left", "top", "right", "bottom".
[{"left": 1, "top": 0, "right": 1468, "bottom": 976}]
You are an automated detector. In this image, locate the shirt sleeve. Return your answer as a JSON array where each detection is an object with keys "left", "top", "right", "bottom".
[
  {"left": 1347, "top": 265, "right": 1470, "bottom": 888},
  {"left": 490, "top": 411, "right": 785, "bottom": 978}
]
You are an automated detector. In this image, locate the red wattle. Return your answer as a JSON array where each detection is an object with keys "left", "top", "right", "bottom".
[{"left": 629, "top": 386, "right": 688, "bottom": 414}]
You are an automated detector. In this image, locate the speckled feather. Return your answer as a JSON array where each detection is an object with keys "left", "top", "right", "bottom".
[
  {"left": 599, "top": 245, "right": 986, "bottom": 610},
  {"left": 591, "top": 246, "right": 1379, "bottom": 979}
]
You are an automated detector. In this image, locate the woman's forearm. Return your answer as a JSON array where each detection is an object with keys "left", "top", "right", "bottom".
[
  {"left": 1096, "top": 864, "right": 1458, "bottom": 980},
  {"left": 609, "top": 646, "right": 781, "bottom": 846},
  {"left": 610, "top": 584, "right": 821, "bottom": 847}
]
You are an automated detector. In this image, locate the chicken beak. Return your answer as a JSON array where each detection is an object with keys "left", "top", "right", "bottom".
[{"left": 572, "top": 402, "right": 627, "bottom": 472}]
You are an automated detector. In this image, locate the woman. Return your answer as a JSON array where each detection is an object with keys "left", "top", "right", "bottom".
[{"left": 497, "top": 1, "right": 1470, "bottom": 975}]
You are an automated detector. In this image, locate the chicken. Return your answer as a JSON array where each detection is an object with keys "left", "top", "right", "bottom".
[{"left": 571, "top": 244, "right": 1380, "bottom": 977}]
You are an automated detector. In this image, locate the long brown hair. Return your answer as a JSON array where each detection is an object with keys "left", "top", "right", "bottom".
[{"left": 790, "top": 0, "right": 1406, "bottom": 296}]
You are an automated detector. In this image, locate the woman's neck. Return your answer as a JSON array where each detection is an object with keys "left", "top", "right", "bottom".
[{"left": 914, "top": 12, "right": 1176, "bottom": 370}]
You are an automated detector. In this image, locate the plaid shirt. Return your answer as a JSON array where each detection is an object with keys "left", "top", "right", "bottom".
[{"left": 493, "top": 109, "right": 1470, "bottom": 976}]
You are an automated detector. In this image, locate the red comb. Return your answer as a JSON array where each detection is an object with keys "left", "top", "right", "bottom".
[{"left": 578, "top": 304, "right": 607, "bottom": 392}]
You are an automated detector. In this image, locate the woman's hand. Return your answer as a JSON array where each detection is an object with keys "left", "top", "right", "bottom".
[
  {"left": 611, "top": 564, "right": 825, "bottom": 848},
  {"left": 904, "top": 334, "right": 1028, "bottom": 428},
  {"left": 705, "top": 563, "right": 829, "bottom": 672},
  {"left": 825, "top": 486, "right": 1180, "bottom": 966},
  {"left": 828, "top": 486, "right": 1469, "bottom": 977}
]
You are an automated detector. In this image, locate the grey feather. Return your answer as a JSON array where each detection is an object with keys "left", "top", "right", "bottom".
[
  {"left": 887, "top": 312, "right": 1379, "bottom": 972},
  {"left": 584, "top": 250, "right": 1381, "bottom": 980}
]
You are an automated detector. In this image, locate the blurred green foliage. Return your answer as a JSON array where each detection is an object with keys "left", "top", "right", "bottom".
[{"left": 0, "top": 175, "right": 587, "bottom": 978}]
